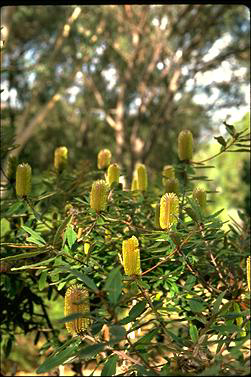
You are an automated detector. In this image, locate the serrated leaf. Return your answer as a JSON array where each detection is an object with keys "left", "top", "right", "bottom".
[
  {"left": 59, "top": 266, "right": 98, "bottom": 292},
  {"left": 212, "top": 290, "right": 226, "bottom": 315},
  {"left": 78, "top": 343, "right": 105, "bottom": 359},
  {"left": 189, "top": 324, "right": 198, "bottom": 343},
  {"left": 21, "top": 225, "right": 46, "bottom": 245},
  {"left": 38, "top": 270, "right": 48, "bottom": 291},
  {"left": 104, "top": 266, "right": 122, "bottom": 305},
  {"left": 65, "top": 224, "right": 77, "bottom": 249},
  {"left": 101, "top": 355, "right": 118, "bottom": 376}
]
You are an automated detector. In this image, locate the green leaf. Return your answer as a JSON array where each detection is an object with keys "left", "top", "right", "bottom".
[
  {"left": 0, "top": 218, "right": 10, "bottom": 238},
  {"left": 101, "top": 355, "right": 118, "bottom": 376},
  {"left": 78, "top": 343, "right": 105, "bottom": 360},
  {"left": 21, "top": 225, "right": 46, "bottom": 245},
  {"left": 1, "top": 250, "right": 47, "bottom": 262},
  {"left": 212, "top": 290, "right": 226, "bottom": 315},
  {"left": 224, "top": 122, "right": 236, "bottom": 137},
  {"left": 59, "top": 266, "right": 98, "bottom": 292},
  {"left": 36, "top": 338, "right": 80, "bottom": 374},
  {"left": 65, "top": 224, "right": 77, "bottom": 249},
  {"left": 189, "top": 323, "right": 198, "bottom": 343},
  {"left": 188, "top": 299, "right": 205, "bottom": 313},
  {"left": 11, "top": 257, "right": 55, "bottom": 270},
  {"left": 109, "top": 325, "right": 127, "bottom": 344},
  {"left": 57, "top": 312, "right": 89, "bottom": 324},
  {"left": 214, "top": 136, "right": 227, "bottom": 147},
  {"left": 104, "top": 266, "right": 122, "bottom": 305},
  {"left": 120, "top": 300, "right": 147, "bottom": 325},
  {"left": 53, "top": 215, "right": 73, "bottom": 246},
  {"left": 38, "top": 270, "right": 48, "bottom": 291},
  {"left": 134, "top": 328, "right": 159, "bottom": 348}
]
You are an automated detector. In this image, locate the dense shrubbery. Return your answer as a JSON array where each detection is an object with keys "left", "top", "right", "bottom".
[{"left": 0, "top": 125, "right": 250, "bottom": 376}]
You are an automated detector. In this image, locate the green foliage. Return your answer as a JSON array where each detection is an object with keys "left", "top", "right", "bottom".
[{"left": 0, "top": 123, "right": 250, "bottom": 376}]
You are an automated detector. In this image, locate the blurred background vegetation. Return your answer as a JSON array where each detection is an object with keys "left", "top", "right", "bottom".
[{"left": 0, "top": 4, "right": 250, "bottom": 375}]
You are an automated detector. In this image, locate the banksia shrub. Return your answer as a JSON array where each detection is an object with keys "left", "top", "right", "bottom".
[
  {"left": 165, "top": 177, "right": 179, "bottom": 195},
  {"left": 136, "top": 163, "right": 148, "bottom": 191},
  {"left": 54, "top": 146, "right": 68, "bottom": 172},
  {"left": 178, "top": 129, "right": 193, "bottom": 161},
  {"left": 122, "top": 236, "right": 141, "bottom": 276},
  {"left": 159, "top": 193, "right": 179, "bottom": 229},
  {"left": 107, "top": 163, "right": 120, "bottom": 186},
  {"left": 247, "top": 256, "right": 250, "bottom": 291},
  {"left": 97, "top": 148, "right": 111, "bottom": 169},
  {"left": 64, "top": 285, "right": 91, "bottom": 336},
  {"left": 193, "top": 187, "right": 207, "bottom": 210},
  {"left": 16, "top": 163, "right": 32, "bottom": 198},
  {"left": 162, "top": 165, "right": 175, "bottom": 186},
  {"left": 90, "top": 179, "right": 109, "bottom": 212}
]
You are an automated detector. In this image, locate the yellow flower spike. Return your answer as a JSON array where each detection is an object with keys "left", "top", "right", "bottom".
[
  {"left": 165, "top": 178, "right": 180, "bottom": 195},
  {"left": 193, "top": 187, "right": 207, "bottom": 210},
  {"left": 159, "top": 193, "right": 179, "bottom": 229},
  {"left": 136, "top": 163, "right": 148, "bottom": 191},
  {"left": 162, "top": 165, "right": 175, "bottom": 186},
  {"left": 122, "top": 236, "right": 141, "bottom": 276},
  {"left": 64, "top": 285, "right": 91, "bottom": 336},
  {"left": 178, "top": 129, "right": 193, "bottom": 161},
  {"left": 54, "top": 146, "right": 68, "bottom": 172},
  {"left": 90, "top": 179, "right": 109, "bottom": 212},
  {"left": 131, "top": 176, "right": 138, "bottom": 191},
  {"left": 15, "top": 163, "right": 32, "bottom": 198},
  {"left": 247, "top": 256, "right": 250, "bottom": 291},
  {"left": 97, "top": 148, "right": 112, "bottom": 169},
  {"left": 84, "top": 242, "right": 90, "bottom": 255},
  {"left": 107, "top": 163, "right": 120, "bottom": 186}
]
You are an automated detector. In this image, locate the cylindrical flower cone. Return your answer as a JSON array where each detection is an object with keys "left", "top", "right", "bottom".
[
  {"left": 64, "top": 285, "right": 91, "bottom": 336},
  {"left": 54, "top": 146, "right": 68, "bottom": 173},
  {"left": 97, "top": 149, "right": 111, "bottom": 169},
  {"left": 178, "top": 130, "right": 193, "bottom": 161},
  {"left": 122, "top": 236, "right": 141, "bottom": 276},
  {"left": 165, "top": 178, "right": 179, "bottom": 195},
  {"left": 136, "top": 164, "right": 148, "bottom": 191},
  {"left": 247, "top": 256, "right": 250, "bottom": 291},
  {"left": 16, "top": 163, "right": 32, "bottom": 198},
  {"left": 162, "top": 165, "right": 175, "bottom": 186},
  {"left": 159, "top": 193, "right": 179, "bottom": 229},
  {"left": 90, "top": 179, "right": 109, "bottom": 212},
  {"left": 131, "top": 176, "right": 138, "bottom": 191},
  {"left": 193, "top": 187, "right": 207, "bottom": 210},
  {"left": 107, "top": 163, "right": 120, "bottom": 186}
]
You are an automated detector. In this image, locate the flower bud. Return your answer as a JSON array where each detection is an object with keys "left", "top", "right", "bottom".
[
  {"left": 64, "top": 285, "right": 91, "bottom": 336},
  {"left": 97, "top": 149, "right": 111, "bottom": 169},
  {"left": 165, "top": 178, "right": 179, "bottom": 195},
  {"left": 107, "top": 163, "right": 120, "bottom": 186},
  {"left": 84, "top": 242, "right": 90, "bottom": 255},
  {"left": 7, "top": 156, "right": 18, "bottom": 183},
  {"left": 54, "top": 146, "right": 68, "bottom": 172},
  {"left": 193, "top": 187, "right": 207, "bottom": 210},
  {"left": 16, "top": 163, "right": 32, "bottom": 198},
  {"left": 159, "top": 193, "right": 179, "bottom": 229},
  {"left": 162, "top": 165, "right": 175, "bottom": 186},
  {"left": 90, "top": 179, "right": 109, "bottom": 212},
  {"left": 131, "top": 176, "right": 138, "bottom": 191},
  {"left": 122, "top": 236, "right": 141, "bottom": 276},
  {"left": 247, "top": 256, "right": 250, "bottom": 292},
  {"left": 178, "top": 130, "right": 193, "bottom": 161},
  {"left": 136, "top": 164, "right": 148, "bottom": 191}
]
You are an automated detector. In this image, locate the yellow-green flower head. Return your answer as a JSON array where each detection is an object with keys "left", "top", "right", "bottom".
[
  {"left": 165, "top": 178, "right": 179, "bottom": 195},
  {"left": 178, "top": 129, "right": 193, "bottom": 161},
  {"left": 131, "top": 176, "right": 138, "bottom": 191},
  {"left": 162, "top": 165, "right": 175, "bottom": 186},
  {"left": 122, "top": 236, "right": 141, "bottom": 276},
  {"left": 64, "top": 285, "right": 91, "bottom": 336},
  {"left": 54, "top": 146, "right": 68, "bottom": 172},
  {"left": 193, "top": 187, "right": 207, "bottom": 210},
  {"left": 15, "top": 163, "right": 32, "bottom": 198},
  {"left": 160, "top": 193, "right": 179, "bottom": 229},
  {"left": 136, "top": 163, "right": 148, "bottom": 191},
  {"left": 90, "top": 179, "right": 109, "bottom": 212},
  {"left": 97, "top": 148, "right": 112, "bottom": 169},
  {"left": 7, "top": 156, "right": 18, "bottom": 183},
  {"left": 107, "top": 163, "right": 120, "bottom": 186},
  {"left": 247, "top": 256, "right": 250, "bottom": 291}
]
